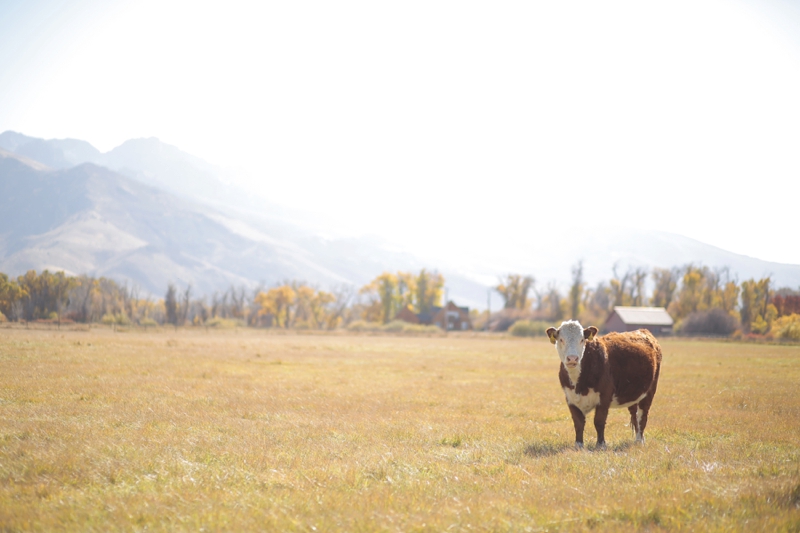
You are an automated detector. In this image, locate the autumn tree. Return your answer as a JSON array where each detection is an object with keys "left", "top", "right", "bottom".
[
  {"left": 325, "top": 284, "right": 356, "bottom": 329},
  {"left": 415, "top": 269, "right": 443, "bottom": 315},
  {"left": 668, "top": 265, "right": 706, "bottom": 319},
  {"left": 14, "top": 270, "right": 76, "bottom": 321},
  {"left": 740, "top": 277, "right": 775, "bottom": 334},
  {"left": 255, "top": 285, "right": 297, "bottom": 328},
  {"left": 629, "top": 267, "right": 648, "bottom": 306},
  {"left": 397, "top": 272, "right": 417, "bottom": 310},
  {"left": 569, "top": 262, "right": 584, "bottom": 319},
  {"left": 609, "top": 264, "right": 633, "bottom": 308},
  {"left": 651, "top": 267, "right": 679, "bottom": 309},
  {"left": 543, "top": 282, "right": 564, "bottom": 322},
  {"left": 773, "top": 289, "right": 800, "bottom": 317},
  {"left": 309, "top": 289, "right": 336, "bottom": 328},
  {"left": 0, "top": 273, "right": 24, "bottom": 321},
  {"left": 180, "top": 284, "right": 192, "bottom": 326},
  {"left": 581, "top": 282, "right": 611, "bottom": 325},
  {"left": 165, "top": 283, "right": 178, "bottom": 326},
  {"left": 495, "top": 274, "right": 534, "bottom": 310}
]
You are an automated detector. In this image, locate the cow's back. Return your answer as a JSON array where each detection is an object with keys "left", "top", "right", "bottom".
[{"left": 601, "top": 329, "right": 661, "bottom": 405}]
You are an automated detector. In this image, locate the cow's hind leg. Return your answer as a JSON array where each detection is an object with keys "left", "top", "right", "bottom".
[
  {"left": 636, "top": 360, "right": 661, "bottom": 444},
  {"left": 568, "top": 404, "right": 586, "bottom": 449},
  {"left": 628, "top": 405, "right": 639, "bottom": 439},
  {"left": 635, "top": 396, "right": 653, "bottom": 444}
]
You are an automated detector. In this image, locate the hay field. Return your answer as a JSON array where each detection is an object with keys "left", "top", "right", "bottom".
[{"left": 1, "top": 327, "right": 798, "bottom": 531}]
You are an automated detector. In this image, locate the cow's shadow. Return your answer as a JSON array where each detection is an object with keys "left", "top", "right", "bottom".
[
  {"left": 524, "top": 440, "right": 635, "bottom": 457},
  {"left": 523, "top": 441, "right": 573, "bottom": 457}
]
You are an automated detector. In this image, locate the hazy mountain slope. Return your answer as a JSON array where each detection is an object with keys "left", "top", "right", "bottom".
[
  {"left": 0, "top": 157, "right": 92, "bottom": 253},
  {"left": 507, "top": 227, "right": 800, "bottom": 289},
  {"left": 0, "top": 131, "right": 300, "bottom": 225},
  {"left": 0, "top": 147, "right": 50, "bottom": 171},
  {"left": 0, "top": 131, "right": 101, "bottom": 168},
  {"left": 98, "top": 137, "right": 225, "bottom": 202},
  {"left": 2, "top": 129, "right": 799, "bottom": 309},
  {"left": 0, "top": 131, "right": 490, "bottom": 305},
  {"left": 0, "top": 160, "right": 357, "bottom": 295},
  {"left": 0, "top": 156, "right": 473, "bottom": 304},
  {"left": 0, "top": 131, "right": 35, "bottom": 152}
]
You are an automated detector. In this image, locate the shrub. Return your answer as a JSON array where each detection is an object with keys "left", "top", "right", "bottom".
[
  {"left": 346, "top": 320, "right": 441, "bottom": 334},
  {"left": 381, "top": 320, "right": 408, "bottom": 332},
  {"left": 0, "top": 311, "right": 6, "bottom": 323},
  {"left": 139, "top": 317, "right": 158, "bottom": 328},
  {"left": 489, "top": 309, "right": 536, "bottom": 332},
  {"left": 679, "top": 308, "right": 738, "bottom": 336},
  {"left": 101, "top": 313, "right": 131, "bottom": 326},
  {"left": 509, "top": 320, "right": 550, "bottom": 337},
  {"left": 389, "top": 323, "right": 442, "bottom": 335},
  {"left": 772, "top": 314, "right": 800, "bottom": 341},
  {"left": 205, "top": 317, "right": 244, "bottom": 329},
  {"left": 346, "top": 320, "right": 380, "bottom": 332}
]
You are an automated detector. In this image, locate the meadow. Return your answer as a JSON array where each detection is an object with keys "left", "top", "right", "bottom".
[{"left": 0, "top": 326, "right": 798, "bottom": 532}]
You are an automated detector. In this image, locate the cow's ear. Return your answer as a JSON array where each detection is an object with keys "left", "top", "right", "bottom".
[
  {"left": 584, "top": 326, "right": 598, "bottom": 341},
  {"left": 546, "top": 327, "right": 558, "bottom": 344}
]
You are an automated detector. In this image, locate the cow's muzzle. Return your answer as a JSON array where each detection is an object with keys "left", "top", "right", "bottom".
[{"left": 566, "top": 356, "right": 579, "bottom": 367}]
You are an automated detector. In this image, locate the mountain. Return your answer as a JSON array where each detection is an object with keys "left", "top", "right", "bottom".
[
  {"left": 2, "top": 130, "right": 800, "bottom": 309},
  {"left": 456, "top": 225, "right": 800, "bottom": 291},
  {"left": 0, "top": 157, "right": 398, "bottom": 295},
  {"left": 0, "top": 131, "right": 101, "bottom": 169}
]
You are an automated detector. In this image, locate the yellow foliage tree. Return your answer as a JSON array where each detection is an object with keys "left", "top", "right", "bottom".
[
  {"left": 415, "top": 269, "right": 443, "bottom": 314},
  {"left": 740, "top": 277, "right": 773, "bottom": 334},
  {"left": 360, "top": 272, "right": 398, "bottom": 324},
  {"left": 495, "top": 274, "right": 534, "bottom": 310},
  {"left": 255, "top": 285, "right": 296, "bottom": 328}
]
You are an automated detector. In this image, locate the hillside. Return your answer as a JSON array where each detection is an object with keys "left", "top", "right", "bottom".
[
  {"left": 0, "top": 155, "right": 470, "bottom": 301},
  {"left": 0, "top": 158, "right": 370, "bottom": 294},
  {"left": 2, "top": 130, "right": 800, "bottom": 307}
]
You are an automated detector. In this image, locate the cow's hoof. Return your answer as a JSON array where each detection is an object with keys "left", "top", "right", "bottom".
[
  {"left": 575, "top": 442, "right": 584, "bottom": 450},
  {"left": 595, "top": 442, "right": 607, "bottom": 451},
  {"left": 635, "top": 436, "right": 645, "bottom": 445}
]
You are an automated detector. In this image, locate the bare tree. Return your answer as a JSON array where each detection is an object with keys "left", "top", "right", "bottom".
[
  {"left": 569, "top": 261, "right": 584, "bottom": 318},
  {"left": 165, "top": 283, "right": 178, "bottom": 327},
  {"left": 651, "top": 267, "right": 679, "bottom": 308},
  {"left": 630, "top": 267, "right": 649, "bottom": 306},
  {"left": 495, "top": 274, "right": 535, "bottom": 310},
  {"left": 180, "top": 284, "right": 192, "bottom": 326}
]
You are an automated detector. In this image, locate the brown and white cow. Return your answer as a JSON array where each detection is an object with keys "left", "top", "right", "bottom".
[{"left": 546, "top": 320, "right": 662, "bottom": 449}]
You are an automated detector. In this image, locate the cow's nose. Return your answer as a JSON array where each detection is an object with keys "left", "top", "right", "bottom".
[{"left": 566, "top": 355, "right": 579, "bottom": 365}]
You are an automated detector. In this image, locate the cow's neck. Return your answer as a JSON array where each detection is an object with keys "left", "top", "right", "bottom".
[{"left": 566, "top": 363, "right": 582, "bottom": 387}]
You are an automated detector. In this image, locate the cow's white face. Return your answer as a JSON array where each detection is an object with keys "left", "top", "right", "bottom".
[{"left": 546, "top": 320, "right": 598, "bottom": 370}]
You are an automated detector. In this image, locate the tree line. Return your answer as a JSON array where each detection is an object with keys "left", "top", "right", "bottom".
[
  {"left": 2, "top": 266, "right": 799, "bottom": 339},
  {"left": 491, "top": 262, "right": 800, "bottom": 338},
  {"left": 0, "top": 269, "right": 446, "bottom": 330}
]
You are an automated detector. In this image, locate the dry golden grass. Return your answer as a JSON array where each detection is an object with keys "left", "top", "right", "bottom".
[{"left": 1, "top": 326, "right": 799, "bottom": 531}]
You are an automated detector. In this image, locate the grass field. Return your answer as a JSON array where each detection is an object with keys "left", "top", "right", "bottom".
[{"left": 1, "top": 327, "right": 799, "bottom": 531}]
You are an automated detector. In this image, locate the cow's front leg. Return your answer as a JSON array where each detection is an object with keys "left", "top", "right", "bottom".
[
  {"left": 568, "top": 404, "right": 586, "bottom": 449},
  {"left": 593, "top": 405, "right": 609, "bottom": 450}
]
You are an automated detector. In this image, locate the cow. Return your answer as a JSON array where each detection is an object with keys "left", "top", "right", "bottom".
[{"left": 546, "top": 320, "right": 662, "bottom": 449}]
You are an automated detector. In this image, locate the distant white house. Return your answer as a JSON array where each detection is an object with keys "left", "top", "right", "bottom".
[{"left": 604, "top": 306, "right": 674, "bottom": 335}]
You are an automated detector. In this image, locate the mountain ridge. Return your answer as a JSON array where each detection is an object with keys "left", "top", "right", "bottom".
[{"left": 1, "top": 130, "right": 799, "bottom": 310}]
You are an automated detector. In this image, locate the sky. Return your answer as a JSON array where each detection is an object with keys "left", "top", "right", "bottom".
[{"left": 2, "top": 0, "right": 800, "bottom": 266}]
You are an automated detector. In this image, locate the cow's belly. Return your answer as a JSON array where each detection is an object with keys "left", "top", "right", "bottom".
[
  {"left": 610, "top": 392, "right": 647, "bottom": 409},
  {"left": 564, "top": 387, "right": 600, "bottom": 414}
]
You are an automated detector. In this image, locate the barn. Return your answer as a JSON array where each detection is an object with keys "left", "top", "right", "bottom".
[{"left": 604, "top": 306, "right": 674, "bottom": 335}]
